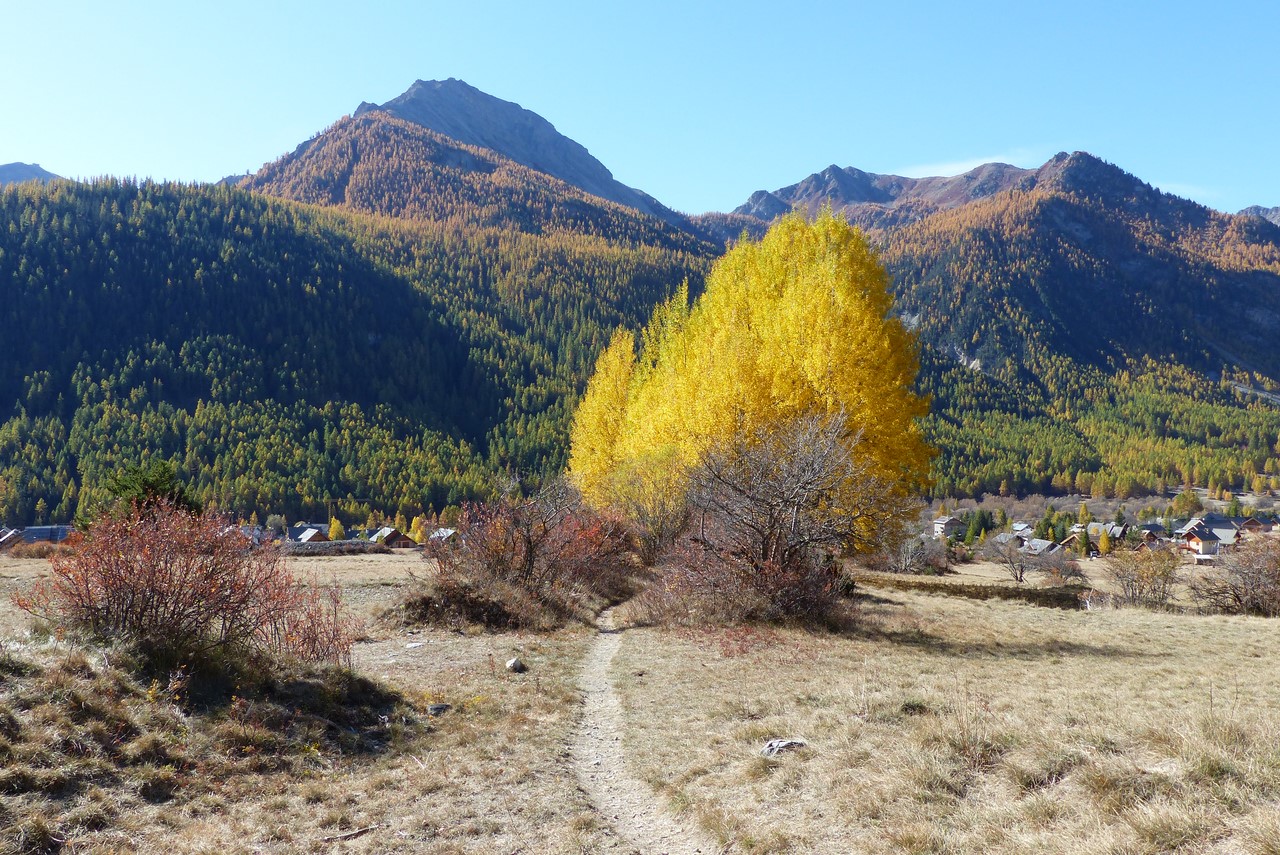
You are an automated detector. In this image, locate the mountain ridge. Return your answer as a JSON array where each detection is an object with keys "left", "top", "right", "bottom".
[
  {"left": 354, "top": 78, "right": 690, "bottom": 230},
  {"left": 0, "top": 162, "right": 60, "bottom": 185},
  {"left": 1241, "top": 205, "right": 1280, "bottom": 226}
]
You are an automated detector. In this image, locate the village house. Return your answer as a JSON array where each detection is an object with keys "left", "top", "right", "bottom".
[
  {"left": 1175, "top": 519, "right": 1221, "bottom": 555},
  {"left": 933, "top": 515, "right": 963, "bottom": 539},
  {"left": 372, "top": 527, "right": 417, "bottom": 548},
  {"left": 18, "top": 525, "right": 74, "bottom": 544}
]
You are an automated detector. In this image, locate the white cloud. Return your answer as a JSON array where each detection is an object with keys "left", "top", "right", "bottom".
[
  {"left": 894, "top": 148, "right": 1053, "bottom": 178},
  {"left": 1149, "top": 180, "right": 1221, "bottom": 205}
]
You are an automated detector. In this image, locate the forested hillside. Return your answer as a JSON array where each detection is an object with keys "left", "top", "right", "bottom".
[
  {"left": 728, "top": 151, "right": 1280, "bottom": 500},
  {"left": 0, "top": 177, "right": 708, "bottom": 525},
  {"left": 888, "top": 155, "right": 1280, "bottom": 498},
  {"left": 6, "top": 89, "right": 1280, "bottom": 526},
  {"left": 241, "top": 112, "right": 707, "bottom": 250}
]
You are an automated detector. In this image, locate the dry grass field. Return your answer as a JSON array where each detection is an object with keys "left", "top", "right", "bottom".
[
  {"left": 612, "top": 585, "right": 1280, "bottom": 854},
  {"left": 0, "top": 552, "right": 619, "bottom": 854},
  {"left": 5, "top": 550, "right": 1280, "bottom": 853}
]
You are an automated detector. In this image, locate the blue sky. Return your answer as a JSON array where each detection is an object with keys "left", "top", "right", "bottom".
[{"left": 4, "top": 0, "right": 1277, "bottom": 215}]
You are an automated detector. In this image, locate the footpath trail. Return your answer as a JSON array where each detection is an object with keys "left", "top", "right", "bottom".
[{"left": 570, "top": 608, "right": 720, "bottom": 855}]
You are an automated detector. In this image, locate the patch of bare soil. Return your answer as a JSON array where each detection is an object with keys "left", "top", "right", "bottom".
[{"left": 572, "top": 608, "right": 721, "bottom": 854}]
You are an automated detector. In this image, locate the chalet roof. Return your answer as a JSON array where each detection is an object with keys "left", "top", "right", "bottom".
[
  {"left": 934, "top": 515, "right": 958, "bottom": 525},
  {"left": 428, "top": 527, "right": 457, "bottom": 541},
  {"left": 1085, "top": 521, "right": 1127, "bottom": 539},
  {"left": 1207, "top": 525, "right": 1240, "bottom": 543},
  {"left": 20, "top": 525, "right": 73, "bottom": 543},
  {"left": 1025, "top": 538, "right": 1061, "bottom": 556},
  {"left": 373, "top": 527, "right": 402, "bottom": 543},
  {"left": 288, "top": 523, "right": 328, "bottom": 542},
  {"left": 1180, "top": 522, "right": 1219, "bottom": 542}
]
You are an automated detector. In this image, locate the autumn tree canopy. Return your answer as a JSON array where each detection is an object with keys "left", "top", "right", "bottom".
[{"left": 569, "top": 209, "right": 932, "bottom": 548}]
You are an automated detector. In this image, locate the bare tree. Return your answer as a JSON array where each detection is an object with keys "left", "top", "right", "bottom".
[
  {"left": 981, "top": 537, "right": 1035, "bottom": 583},
  {"left": 1192, "top": 538, "right": 1280, "bottom": 616},
  {"left": 875, "top": 534, "right": 948, "bottom": 575},
  {"left": 1107, "top": 548, "right": 1181, "bottom": 608},
  {"left": 680, "top": 411, "right": 894, "bottom": 618}
]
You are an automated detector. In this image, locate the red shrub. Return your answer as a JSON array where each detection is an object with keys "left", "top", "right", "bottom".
[
  {"left": 419, "top": 481, "right": 631, "bottom": 627},
  {"left": 13, "top": 503, "right": 358, "bottom": 667}
]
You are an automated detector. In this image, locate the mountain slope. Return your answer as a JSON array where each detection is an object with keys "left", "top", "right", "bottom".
[
  {"left": 720, "top": 151, "right": 1280, "bottom": 498},
  {"left": 1241, "top": 205, "right": 1280, "bottom": 227},
  {"left": 733, "top": 161, "right": 1036, "bottom": 228},
  {"left": 885, "top": 152, "right": 1280, "bottom": 377},
  {"left": 0, "top": 177, "right": 708, "bottom": 525},
  {"left": 0, "top": 162, "right": 59, "bottom": 185},
  {"left": 242, "top": 112, "right": 706, "bottom": 252},
  {"left": 354, "top": 78, "right": 688, "bottom": 228}
]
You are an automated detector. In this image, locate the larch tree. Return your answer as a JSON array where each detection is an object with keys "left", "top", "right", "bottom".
[{"left": 569, "top": 208, "right": 932, "bottom": 559}]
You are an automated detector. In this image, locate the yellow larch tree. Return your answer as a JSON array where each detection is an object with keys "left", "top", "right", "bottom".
[{"left": 569, "top": 208, "right": 932, "bottom": 551}]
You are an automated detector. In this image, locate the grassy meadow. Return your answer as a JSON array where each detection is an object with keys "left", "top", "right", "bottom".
[{"left": 2, "top": 550, "right": 1280, "bottom": 853}]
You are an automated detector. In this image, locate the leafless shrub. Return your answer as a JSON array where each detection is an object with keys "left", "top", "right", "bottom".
[
  {"left": 981, "top": 538, "right": 1037, "bottom": 584},
  {"left": 13, "top": 501, "right": 359, "bottom": 667},
  {"left": 644, "top": 412, "right": 897, "bottom": 624},
  {"left": 1107, "top": 548, "right": 1181, "bottom": 608},
  {"left": 867, "top": 535, "right": 949, "bottom": 575},
  {"left": 1192, "top": 539, "right": 1280, "bottom": 616},
  {"left": 1037, "top": 549, "right": 1089, "bottom": 587},
  {"left": 416, "top": 479, "right": 632, "bottom": 627},
  {"left": 8, "top": 540, "right": 76, "bottom": 560}
]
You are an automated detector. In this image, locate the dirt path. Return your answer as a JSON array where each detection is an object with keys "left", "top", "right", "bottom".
[{"left": 571, "top": 608, "right": 720, "bottom": 855}]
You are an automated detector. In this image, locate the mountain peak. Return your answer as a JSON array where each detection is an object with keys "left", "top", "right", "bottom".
[
  {"left": 1033, "top": 151, "right": 1152, "bottom": 199},
  {"left": 1240, "top": 205, "right": 1280, "bottom": 226},
  {"left": 354, "top": 79, "right": 683, "bottom": 226},
  {"left": 0, "top": 162, "right": 60, "bottom": 185}
]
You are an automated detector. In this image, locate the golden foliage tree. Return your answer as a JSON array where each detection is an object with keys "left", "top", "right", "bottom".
[{"left": 569, "top": 209, "right": 932, "bottom": 550}]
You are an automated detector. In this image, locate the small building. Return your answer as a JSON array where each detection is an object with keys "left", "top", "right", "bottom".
[
  {"left": 428, "top": 527, "right": 458, "bottom": 542},
  {"left": 1177, "top": 521, "right": 1220, "bottom": 555},
  {"left": 373, "top": 527, "right": 417, "bottom": 548},
  {"left": 933, "top": 516, "right": 963, "bottom": 539},
  {"left": 1059, "top": 532, "right": 1093, "bottom": 555},
  {"left": 0, "top": 527, "right": 20, "bottom": 550},
  {"left": 20, "top": 525, "right": 74, "bottom": 544},
  {"left": 1024, "top": 538, "right": 1061, "bottom": 557},
  {"left": 288, "top": 523, "right": 330, "bottom": 543}
]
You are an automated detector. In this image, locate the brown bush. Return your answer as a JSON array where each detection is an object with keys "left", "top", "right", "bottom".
[
  {"left": 627, "top": 524, "right": 844, "bottom": 627},
  {"left": 1106, "top": 548, "right": 1181, "bottom": 608},
  {"left": 13, "top": 502, "right": 359, "bottom": 668},
  {"left": 413, "top": 481, "right": 632, "bottom": 628},
  {"left": 8, "top": 540, "right": 75, "bottom": 560},
  {"left": 643, "top": 413, "right": 882, "bottom": 625},
  {"left": 1192, "top": 539, "right": 1280, "bottom": 616}
]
